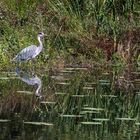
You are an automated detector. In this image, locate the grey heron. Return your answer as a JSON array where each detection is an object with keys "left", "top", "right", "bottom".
[{"left": 13, "top": 32, "right": 44, "bottom": 61}]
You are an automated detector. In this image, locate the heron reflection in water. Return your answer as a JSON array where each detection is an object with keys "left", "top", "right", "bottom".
[{"left": 16, "top": 67, "right": 42, "bottom": 98}]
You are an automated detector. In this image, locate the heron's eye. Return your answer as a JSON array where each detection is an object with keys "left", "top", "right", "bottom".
[{"left": 38, "top": 32, "right": 44, "bottom": 36}]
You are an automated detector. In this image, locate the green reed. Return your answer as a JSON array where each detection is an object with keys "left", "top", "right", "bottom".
[{"left": 0, "top": 0, "right": 140, "bottom": 67}]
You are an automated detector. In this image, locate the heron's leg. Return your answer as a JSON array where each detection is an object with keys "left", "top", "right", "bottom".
[
  {"left": 15, "top": 62, "right": 21, "bottom": 72},
  {"left": 15, "top": 65, "right": 20, "bottom": 75},
  {"left": 28, "top": 60, "right": 33, "bottom": 74},
  {"left": 32, "top": 66, "right": 35, "bottom": 76},
  {"left": 31, "top": 60, "right": 36, "bottom": 76}
]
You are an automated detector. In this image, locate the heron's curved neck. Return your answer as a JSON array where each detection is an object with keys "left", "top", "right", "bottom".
[{"left": 37, "top": 36, "right": 43, "bottom": 47}]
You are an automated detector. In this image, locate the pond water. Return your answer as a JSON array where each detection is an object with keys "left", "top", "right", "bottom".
[{"left": 0, "top": 64, "right": 139, "bottom": 140}]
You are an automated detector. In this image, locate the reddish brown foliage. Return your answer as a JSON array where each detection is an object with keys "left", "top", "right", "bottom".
[
  {"left": 96, "top": 36, "right": 115, "bottom": 60},
  {"left": 76, "top": 28, "right": 140, "bottom": 61}
]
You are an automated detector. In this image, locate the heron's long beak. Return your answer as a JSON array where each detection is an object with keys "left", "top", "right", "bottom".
[{"left": 44, "top": 34, "right": 48, "bottom": 37}]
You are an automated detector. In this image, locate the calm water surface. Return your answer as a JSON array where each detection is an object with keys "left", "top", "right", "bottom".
[{"left": 0, "top": 64, "right": 139, "bottom": 140}]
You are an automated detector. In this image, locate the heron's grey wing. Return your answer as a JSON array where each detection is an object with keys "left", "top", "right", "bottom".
[{"left": 14, "top": 45, "right": 37, "bottom": 61}]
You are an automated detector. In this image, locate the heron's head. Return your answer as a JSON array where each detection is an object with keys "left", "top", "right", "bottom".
[{"left": 38, "top": 32, "right": 44, "bottom": 39}]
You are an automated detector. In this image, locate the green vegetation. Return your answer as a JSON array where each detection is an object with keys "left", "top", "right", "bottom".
[
  {"left": 0, "top": 1, "right": 140, "bottom": 139},
  {"left": 0, "top": 0, "right": 140, "bottom": 67}
]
